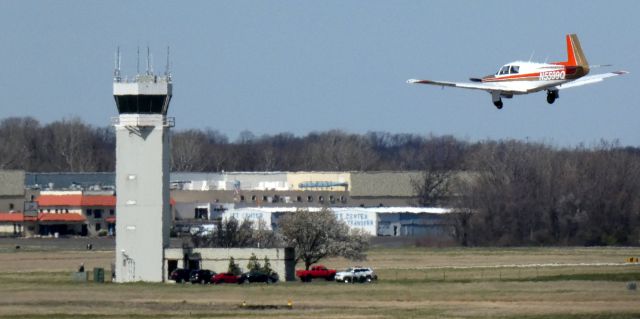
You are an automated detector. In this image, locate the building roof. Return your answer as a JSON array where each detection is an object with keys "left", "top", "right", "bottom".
[
  {"left": 0, "top": 170, "right": 25, "bottom": 196},
  {"left": 0, "top": 212, "right": 85, "bottom": 223},
  {"left": 37, "top": 213, "right": 86, "bottom": 222},
  {"left": 350, "top": 171, "right": 421, "bottom": 197},
  {"left": 25, "top": 172, "right": 115, "bottom": 190},
  {"left": 37, "top": 195, "right": 116, "bottom": 207},
  {"left": 224, "top": 206, "right": 453, "bottom": 214},
  {"left": 0, "top": 212, "right": 28, "bottom": 222}
]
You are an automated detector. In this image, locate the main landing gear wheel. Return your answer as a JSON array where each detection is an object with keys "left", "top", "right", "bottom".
[
  {"left": 493, "top": 100, "right": 503, "bottom": 109},
  {"left": 547, "top": 90, "right": 559, "bottom": 104}
]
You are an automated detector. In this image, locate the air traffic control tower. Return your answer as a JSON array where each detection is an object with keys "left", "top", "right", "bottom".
[{"left": 113, "top": 49, "right": 173, "bottom": 282}]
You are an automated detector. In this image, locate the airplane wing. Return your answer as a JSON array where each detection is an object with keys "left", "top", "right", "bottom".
[
  {"left": 556, "top": 71, "right": 628, "bottom": 90},
  {"left": 406, "top": 79, "right": 527, "bottom": 93}
]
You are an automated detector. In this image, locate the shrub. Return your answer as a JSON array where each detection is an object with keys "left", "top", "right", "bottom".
[
  {"left": 246, "top": 253, "right": 261, "bottom": 272},
  {"left": 262, "top": 256, "right": 273, "bottom": 275},
  {"left": 228, "top": 257, "right": 241, "bottom": 275}
]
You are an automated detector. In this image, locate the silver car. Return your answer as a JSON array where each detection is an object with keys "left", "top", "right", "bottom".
[{"left": 334, "top": 267, "right": 377, "bottom": 283}]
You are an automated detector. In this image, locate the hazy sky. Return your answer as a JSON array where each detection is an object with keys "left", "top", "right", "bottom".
[{"left": 0, "top": 1, "right": 637, "bottom": 146}]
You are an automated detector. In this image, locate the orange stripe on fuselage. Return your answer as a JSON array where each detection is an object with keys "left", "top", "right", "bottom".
[{"left": 482, "top": 72, "right": 540, "bottom": 82}]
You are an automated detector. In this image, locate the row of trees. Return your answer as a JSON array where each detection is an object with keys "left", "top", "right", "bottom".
[
  {"left": 451, "top": 141, "right": 640, "bottom": 246},
  {"left": 0, "top": 117, "right": 114, "bottom": 172},
  {"left": 0, "top": 116, "right": 469, "bottom": 172}
]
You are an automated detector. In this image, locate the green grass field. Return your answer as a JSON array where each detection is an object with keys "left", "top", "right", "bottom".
[{"left": 0, "top": 245, "right": 639, "bottom": 318}]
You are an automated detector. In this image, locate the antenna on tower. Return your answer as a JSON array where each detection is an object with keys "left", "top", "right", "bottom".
[
  {"left": 136, "top": 46, "right": 140, "bottom": 75},
  {"left": 146, "top": 46, "right": 151, "bottom": 75},
  {"left": 165, "top": 46, "right": 171, "bottom": 78},
  {"left": 114, "top": 46, "right": 121, "bottom": 82}
]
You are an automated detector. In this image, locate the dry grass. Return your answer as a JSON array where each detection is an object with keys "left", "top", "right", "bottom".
[{"left": 1, "top": 246, "right": 639, "bottom": 318}]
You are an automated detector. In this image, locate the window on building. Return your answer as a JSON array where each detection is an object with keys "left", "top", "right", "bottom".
[
  {"left": 296, "top": 196, "right": 302, "bottom": 202},
  {"left": 240, "top": 195, "right": 245, "bottom": 201},
  {"left": 195, "top": 208, "right": 208, "bottom": 219},
  {"left": 9, "top": 203, "right": 14, "bottom": 210},
  {"left": 262, "top": 195, "right": 268, "bottom": 202},
  {"left": 307, "top": 195, "right": 313, "bottom": 202},
  {"left": 95, "top": 223, "right": 101, "bottom": 231},
  {"left": 251, "top": 195, "right": 256, "bottom": 201},
  {"left": 86, "top": 209, "right": 92, "bottom": 216},
  {"left": 329, "top": 195, "right": 335, "bottom": 203},
  {"left": 65, "top": 209, "right": 69, "bottom": 213},
  {"left": 319, "top": 196, "right": 324, "bottom": 203},
  {"left": 94, "top": 209, "right": 103, "bottom": 219},
  {"left": 109, "top": 209, "right": 114, "bottom": 216}
]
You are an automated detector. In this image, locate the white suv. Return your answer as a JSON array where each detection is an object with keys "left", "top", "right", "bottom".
[{"left": 335, "top": 267, "right": 377, "bottom": 283}]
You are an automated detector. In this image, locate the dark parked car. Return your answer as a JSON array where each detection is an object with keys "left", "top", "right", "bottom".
[
  {"left": 190, "top": 269, "right": 215, "bottom": 284},
  {"left": 211, "top": 272, "right": 240, "bottom": 284},
  {"left": 238, "top": 271, "right": 279, "bottom": 284},
  {"left": 170, "top": 268, "right": 191, "bottom": 283}
]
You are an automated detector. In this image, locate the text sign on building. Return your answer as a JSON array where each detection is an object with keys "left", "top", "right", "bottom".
[{"left": 333, "top": 209, "right": 377, "bottom": 235}]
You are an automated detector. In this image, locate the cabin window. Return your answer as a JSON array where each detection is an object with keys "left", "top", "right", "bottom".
[
  {"left": 510, "top": 65, "right": 520, "bottom": 74},
  {"left": 498, "top": 66, "right": 509, "bottom": 75}
]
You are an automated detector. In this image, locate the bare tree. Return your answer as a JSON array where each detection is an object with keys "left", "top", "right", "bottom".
[
  {"left": 44, "top": 117, "right": 98, "bottom": 172},
  {"left": 0, "top": 117, "right": 40, "bottom": 170},
  {"left": 171, "top": 129, "right": 209, "bottom": 171},
  {"left": 411, "top": 136, "right": 465, "bottom": 206}
]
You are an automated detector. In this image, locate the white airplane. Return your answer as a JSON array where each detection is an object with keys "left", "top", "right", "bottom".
[{"left": 407, "top": 34, "right": 628, "bottom": 109}]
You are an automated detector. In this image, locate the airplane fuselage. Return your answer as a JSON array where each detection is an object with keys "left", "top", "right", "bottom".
[{"left": 478, "top": 61, "right": 589, "bottom": 95}]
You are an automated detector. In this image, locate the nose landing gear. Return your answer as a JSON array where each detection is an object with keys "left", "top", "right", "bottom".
[
  {"left": 547, "top": 90, "right": 559, "bottom": 104},
  {"left": 492, "top": 92, "right": 503, "bottom": 109}
]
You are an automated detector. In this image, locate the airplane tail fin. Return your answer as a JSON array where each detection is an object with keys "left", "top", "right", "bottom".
[{"left": 565, "top": 34, "right": 589, "bottom": 74}]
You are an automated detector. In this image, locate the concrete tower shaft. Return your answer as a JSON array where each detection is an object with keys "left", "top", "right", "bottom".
[{"left": 113, "top": 49, "right": 174, "bottom": 282}]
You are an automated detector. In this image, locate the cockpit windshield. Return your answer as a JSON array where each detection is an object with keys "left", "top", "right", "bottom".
[{"left": 496, "top": 65, "right": 520, "bottom": 75}]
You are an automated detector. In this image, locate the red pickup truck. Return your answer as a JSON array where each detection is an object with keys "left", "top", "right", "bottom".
[{"left": 296, "top": 265, "right": 337, "bottom": 282}]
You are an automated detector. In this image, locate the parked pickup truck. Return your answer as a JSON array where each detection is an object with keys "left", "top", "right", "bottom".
[{"left": 296, "top": 265, "right": 337, "bottom": 282}]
